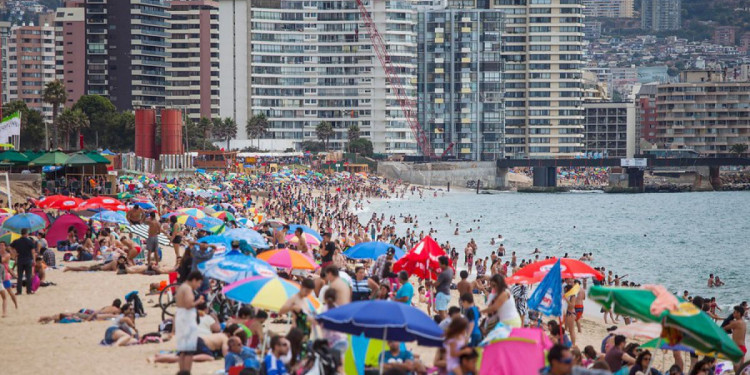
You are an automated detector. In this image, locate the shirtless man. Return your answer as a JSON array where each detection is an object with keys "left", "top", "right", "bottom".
[
  {"left": 145, "top": 212, "right": 161, "bottom": 263},
  {"left": 119, "top": 234, "right": 139, "bottom": 262},
  {"left": 456, "top": 270, "right": 472, "bottom": 297},
  {"left": 151, "top": 332, "right": 229, "bottom": 364},
  {"left": 294, "top": 227, "right": 310, "bottom": 257},
  {"left": 322, "top": 266, "right": 351, "bottom": 306},
  {"left": 724, "top": 306, "right": 747, "bottom": 370},
  {"left": 175, "top": 271, "right": 205, "bottom": 374},
  {"left": 707, "top": 274, "right": 715, "bottom": 288},
  {"left": 280, "top": 278, "right": 315, "bottom": 336}
]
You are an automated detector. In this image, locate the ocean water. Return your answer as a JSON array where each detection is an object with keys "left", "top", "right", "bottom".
[{"left": 357, "top": 190, "right": 750, "bottom": 310}]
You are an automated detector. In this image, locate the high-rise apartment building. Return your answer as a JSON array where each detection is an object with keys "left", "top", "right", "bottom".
[
  {"left": 84, "top": 0, "right": 170, "bottom": 111},
  {"left": 7, "top": 23, "right": 56, "bottom": 122},
  {"left": 0, "top": 21, "right": 10, "bottom": 107},
  {"left": 54, "top": 1, "right": 86, "bottom": 107},
  {"left": 417, "top": 8, "right": 505, "bottom": 161},
  {"left": 656, "top": 70, "right": 750, "bottom": 157},
  {"left": 490, "top": 0, "right": 586, "bottom": 157},
  {"left": 582, "top": 0, "right": 633, "bottom": 18},
  {"left": 167, "top": 0, "right": 220, "bottom": 123},
  {"left": 220, "top": 0, "right": 418, "bottom": 153},
  {"left": 635, "top": 82, "right": 658, "bottom": 147},
  {"left": 641, "top": 0, "right": 680, "bottom": 31},
  {"left": 712, "top": 26, "right": 737, "bottom": 46},
  {"left": 582, "top": 101, "right": 636, "bottom": 158}
]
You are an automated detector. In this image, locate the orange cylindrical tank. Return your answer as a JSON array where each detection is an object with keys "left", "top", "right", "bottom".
[
  {"left": 160, "top": 109, "right": 184, "bottom": 155},
  {"left": 135, "top": 109, "right": 157, "bottom": 159}
]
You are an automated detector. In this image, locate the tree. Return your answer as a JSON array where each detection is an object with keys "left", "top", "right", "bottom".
[
  {"left": 729, "top": 144, "right": 748, "bottom": 157},
  {"left": 212, "top": 117, "right": 237, "bottom": 150},
  {"left": 347, "top": 125, "right": 361, "bottom": 152},
  {"left": 72, "top": 95, "right": 124, "bottom": 150},
  {"left": 42, "top": 79, "right": 67, "bottom": 149},
  {"left": 348, "top": 138, "right": 373, "bottom": 157},
  {"left": 316, "top": 121, "right": 334, "bottom": 150},
  {"left": 4, "top": 100, "right": 46, "bottom": 150},
  {"left": 300, "top": 140, "right": 326, "bottom": 153},
  {"left": 246, "top": 113, "right": 269, "bottom": 149},
  {"left": 56, "top": 108, "right": 89, "bottom": 150}
]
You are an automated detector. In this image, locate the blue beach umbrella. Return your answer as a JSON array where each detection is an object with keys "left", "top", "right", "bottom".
[
  {"left": 91, "top": 210, "right": 129, "bottom": 226},
  {"left": 132, "top": 201, "right": 156, "bottom": 210},
  {"left": 316, "top": 300, "right": 443, "bottom": 347},
  {"left": 287, "top": 224, "right": 323, "bottom": 241},
  {"left": 223, "top": 228, "right": 269, "bottom": 249},
  {"left": 197, "top": 250, "right": 276, "bottom": 284},
  {"left": 2, "top": 213, "right": 46, "bottom": 232},
  {"left": 197, "top": 235, "right": 232, "bottom": 249},
  {"left": 344, "top": 242, "right": 405, "bottom": 260}
]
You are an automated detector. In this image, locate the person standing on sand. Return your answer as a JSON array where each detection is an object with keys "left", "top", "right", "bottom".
[
  {"left": 435, "top": 256, "right": 453, "bottom": 320},
  {"left": 574, "top": 280, "right": 585, "bottom": 334},
  {"left": 176, "top": 271, "right": 205, "bottom": 374},
  {"left": 10, "top": 228, "right": 36, "bottom": 295},
  {"left": 145, "top": 212, "right": 161, "bottom": 264},
  {"left": 724, "top": 306, "right": 747, "bottom": 370}
]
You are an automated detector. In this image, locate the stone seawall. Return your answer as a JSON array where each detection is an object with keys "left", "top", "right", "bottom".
[{"left": 377, "top": 161, "right": 500, "bottom": 189}]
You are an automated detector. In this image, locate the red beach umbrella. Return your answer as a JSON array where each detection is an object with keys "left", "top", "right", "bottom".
[
  {"left": 393, "top": 236, "right": 450, "bottom": 280},
  {"left": 513, "top": 257, "right": 604, "bottom": 281},
  {"left": 78, "top": 196, "right": 128, "bottom": 211}
]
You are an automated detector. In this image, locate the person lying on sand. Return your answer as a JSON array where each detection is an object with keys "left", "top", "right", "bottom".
[
  {"left": 125, "top": 261, "right": 176, "bottom": 276},
  {"left": 38, "top": 299, "right": 125, "bottom": 323},
  {"left": 149, "top": 332, "right": 229, "bottom": 363}
]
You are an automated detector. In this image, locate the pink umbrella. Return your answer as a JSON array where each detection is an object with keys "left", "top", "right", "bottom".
[
  {"left": 257, "top": 248, "right": 318, "bottom": 270},
  {"left": 480, "top": 328, "right": 552, "bottom": 375},
  {"left": 285, "top": 233, "right": 321, "bottom": 247}
]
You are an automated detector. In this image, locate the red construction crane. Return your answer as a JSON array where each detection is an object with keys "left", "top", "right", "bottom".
[{"left": 354, "top": 0, "right": 434, "bottom": 158}]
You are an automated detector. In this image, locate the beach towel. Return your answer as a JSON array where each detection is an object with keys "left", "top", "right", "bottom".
[{"left": 175, "top": 307, "right": 198, "bottom": 353}]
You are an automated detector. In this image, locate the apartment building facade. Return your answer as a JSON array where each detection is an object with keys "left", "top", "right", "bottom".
[
  {"left": 656, "top": 71, "right": 750, "bottom": 157},
  {"left": 7, "top": 23, "right": 56, "bottom": 122},
  {"left": 582, "top": 101, "right": 636, "bottom": 158},
  {"left": 417, "top": 7, "right": 505, "bottom": 161}
]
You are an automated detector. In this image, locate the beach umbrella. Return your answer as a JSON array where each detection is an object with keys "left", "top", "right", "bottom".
[
  {"left": 30, "top": 151, "right": 68, "bottom": 166},
  {"left": 212, "top": 211, "right": 236, "bottom": 221},
  {"left": 223, "top": 275, "right": 320, "bottom": 312},
  {"left": 91, "top": 210, "right": 129, "bottom": 226},
  {"left": 84, "top": 151, "right": 110, "bottom": 164},
  {"left": 197, "top": 235, "right": 233, "bottom": 251},
  {"left": 132, "top": 201, "right": 156, "bottom": 210},
  {"left": 261, "top": 219, "right": 286, "bottom": 229},
  {"left": 175, "top": 207, "right": 206, "bottom": 219},
  {"left": 2, "top": 213, "right": 46, "bottom": 232},
  {"left": 0, "top": 150, "right": 29, "bottom": 164},
  {"left": 257, "top": 248, "right": 318, "bottom": 270},
  {"left": 343, "top": 242, "right": 405, "bottom": 260},
  {"left": 640, "top": 337, "right": 731, "bottom": 360},
  {"left": 505, "top": 274, "right": 543, "bottom": 285},
  {"left": 287, "top": 224, "right": 323, "bottom": 241},
  {"left": 316, "top": 300, "right": 443, "bottom": 347},
  {"left": 285, "top": 232, "right": 321, "bottom": 247},
  {"left": 224, "top": 228, "right": 269, "bottom": 249},
  {"left": 197, "top": 250, "right": 276, "bottom": 284},
  {"left": 513, "top": 257, "right": 604, "bottom": 281},
  {"left": 173, "top": 214, "right": 200, "bottom": 229},
  {"left": 589, "top": 285, "right": 744, "bottom": 362},
  {"left": 0, "top": 231, "right": 20, "bottom": 244},
  {"left": 0, "top": 208, "right": 14, "bottom": 214},
  {"left": 479, "top": 330, "right": 553, "bottom": 375},
  {"left": 392, "top": 236, "right": 449, "bottom": 281},
  {"left": 37, "top": 195, "right": 84, "bottom": 210},
  {"left": 64, "top": 153, "right": 97, "bottom": 166},
  {"left": 117, "top": 192, "right": 134, "bottom": 200},
  {"left": 79, "top": 196, "right": 127, "bottom": 211}
]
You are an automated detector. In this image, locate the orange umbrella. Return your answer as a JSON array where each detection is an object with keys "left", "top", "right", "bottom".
[{"left": 257, "top": 248, "right": 318, "bottom": 270}]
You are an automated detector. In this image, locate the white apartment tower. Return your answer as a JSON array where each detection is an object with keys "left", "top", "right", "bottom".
[
  {"left": 491, "top": 0, "right": 585, "bottom": 157},
  {"left": 219, "top": 0, "right": 418, "bottom": 153}
]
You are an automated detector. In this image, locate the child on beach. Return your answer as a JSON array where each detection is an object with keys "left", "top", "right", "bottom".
[{"left": 444, "top": 317, "right": 472, "bottom": 375}]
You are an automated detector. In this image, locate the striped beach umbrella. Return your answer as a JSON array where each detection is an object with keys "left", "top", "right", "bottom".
[
  {"left": 257, "top": 248, "right": 318, "bottom": 270},
  {"left": 223, "top": 275, "right": 320, "bottom": 312}
]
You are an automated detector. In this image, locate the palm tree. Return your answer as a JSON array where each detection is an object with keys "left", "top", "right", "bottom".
[
  {"left": 56, "top": 108, "right": 88, "bottom": 150},
  {"left": 246, "top": 113, "right": 269, "bottom": 149},
  {"left": 42, "top": 80, "right": 67, "bottom": 149},
  {"left": 212, "top": 117, "right": 237, "bottom": 150},
  {"left": 316, "top": 121, "right": 334, "bottom": 150},
  {"left": 729, "top": 144, "right": 748, "bottom": 157},
  {"left": 347, "top": 124, "right": 360, "bottom": 152}
]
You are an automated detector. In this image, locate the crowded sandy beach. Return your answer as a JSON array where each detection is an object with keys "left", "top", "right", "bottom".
[{"left": 0, "top": 155, "right": 747, "bottom": 375}]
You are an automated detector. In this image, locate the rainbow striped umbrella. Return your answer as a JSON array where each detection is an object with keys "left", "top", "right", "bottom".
[
  {"left": 0, "top": 231, "right": 20, "bottom": 244},
  {"left": 174, "top": 214, "right": 200, "bottom": 228},
  {"left": 223, "top": 275, "right": 320, "bottom": 312},
  {"left": 212, "top": 211, "right": 236, "bottom": 221},
  {"left": 257, "top": 248, "right": 318, "bottom": 270},
  {"left": 175, "top": 208, "right": 206, "bottom": 219}
]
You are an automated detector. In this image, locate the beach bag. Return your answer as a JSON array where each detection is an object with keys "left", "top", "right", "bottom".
[
  {"left": 31, "top": 274, "right": 40, "bottom": 292},
  {"left": 139, "top": 332, "right": 162, "bottom": 344}
]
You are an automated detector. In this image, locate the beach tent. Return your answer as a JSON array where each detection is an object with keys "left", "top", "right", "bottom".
[
  {"left": 0, "top": 150, "right": 30, "bottom": 165},
  {"left": 47, "top": 213, "right": 88, "bottom": 245},
  {"left": 30, "top": 151, "right": 69, "bottom": 166}
]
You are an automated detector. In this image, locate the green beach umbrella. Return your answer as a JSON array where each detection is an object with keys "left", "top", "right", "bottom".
[
  {"left": 640, "top": 337, "right": 731, "bottom": 360},
  {"left": 30, "top": 151, "right": 69, "bottom": 166},
  {"left": 117, "top": 192, "right": 134, "bottom": 199},
  {"left": 64, "top": 153, "right": 97, "bottom": 166},
  {"left": 0, "top": 150, "right": 30, "bottom": 164},
  {"left": 84, "top": 151, "right": 111, "bottom": 164},
  {"left": 589, "top": 286, "right": 743, "bottom": 362}
]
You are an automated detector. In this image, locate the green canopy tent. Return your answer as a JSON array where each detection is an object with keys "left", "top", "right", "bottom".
[
  {"left": 589, "top": 285, "right": 744, "bottom": 362},
  {"left": 64, "top": 153, "right": 97, "bottom": 166},
  {"left": 23, "top": 151, "right": 44, "bottom": 161},
  {"left": 0, "top": 150, "right": 30, "bottom": 165},
  {"left": 83, "top": 151, "right": 111, "bottom": 165},
  {"left": 29, "top": 151, "right": 69, "bottom": 166}
]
